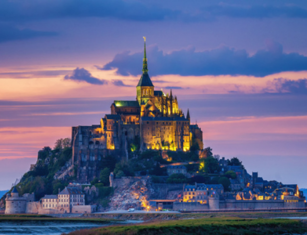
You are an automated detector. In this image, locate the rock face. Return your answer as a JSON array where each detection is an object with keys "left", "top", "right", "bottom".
[
  {"left": 109, "top": 176, "right": 153, "bottom": 210},
  {"left": 109, "top": 176, "right": 184, "bottom": 210}
]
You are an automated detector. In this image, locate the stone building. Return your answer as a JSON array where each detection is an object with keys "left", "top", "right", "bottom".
[
  {"left": 71, "top": 38, "right": 203, "bottom": 182},
  {"left": 5, "top": 187, "right": 34, "bottom": 214},
  {"left": 182, "top": 183, "right": 224, "bottom": 204}
]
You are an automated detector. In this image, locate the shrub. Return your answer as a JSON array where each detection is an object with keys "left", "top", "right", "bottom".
[{"left": 167, "top": 173, "right": 188, "bottom": 184}]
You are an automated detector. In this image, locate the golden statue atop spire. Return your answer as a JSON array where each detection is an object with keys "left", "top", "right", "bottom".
[{"left": 143, "top": 36, "right": 146, "bottom": 42}]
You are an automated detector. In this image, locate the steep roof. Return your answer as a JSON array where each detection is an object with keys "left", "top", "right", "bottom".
[
  {"left": 12, "top": 187, "right": 18, "bottom": 193},
  {"left": 137, "top": 73, "right": 153, "bottom": 87},
  {"left": 42, "top": 195, "right": 57, "bottom": 199},
  {"left": 59, "top": 187, "right": 84, "bottom": 195},
  {"left": 137, "top": 38, "right": 154, "bottom": 87},
  {"left": 114, "top": 100, "right": 139, "bottom": 107}
]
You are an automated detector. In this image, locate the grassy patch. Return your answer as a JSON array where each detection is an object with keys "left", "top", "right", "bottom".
[{"left": 68, "top": 217, "right": 307, "bottom": 235}]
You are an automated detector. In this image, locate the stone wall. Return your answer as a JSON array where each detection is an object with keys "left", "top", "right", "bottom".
[
  {"left": 72, "top": 205, "right": 96, "bottom": 213},
  {"left": 220, "top": 200, "right": 284, "bottom": 210},
  {"left": 25, "top": 202, "right": 40, "bottom": 214},
  {"left": 151, "top": 183, "right": 184, "bottom": 199},
  {"left": 174, "top": 202, "right": 208, "bottom": 211},
  {"left": 5, "top": 199, "right": 27, "bottom": 214}
]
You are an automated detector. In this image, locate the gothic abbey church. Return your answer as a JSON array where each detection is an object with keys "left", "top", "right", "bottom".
[{"left": 72, "top": 38, "right": 203, "bottom": 182}]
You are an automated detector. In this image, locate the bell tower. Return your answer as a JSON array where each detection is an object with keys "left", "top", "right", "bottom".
[{"left": 137, "top": 37, "right": 154, "bottom": 105}]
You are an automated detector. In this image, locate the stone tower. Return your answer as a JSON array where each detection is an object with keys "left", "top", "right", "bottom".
[{"left": 136, "top": 37, "right": 154, "bottom": 107}]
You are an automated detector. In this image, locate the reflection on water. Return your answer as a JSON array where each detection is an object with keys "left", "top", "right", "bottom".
[
  {"left": 0, "top": 221, "right": 107, "bottom": 235},
  {"left": 275, "top": 217, "right": 307, "bottom": 220}
]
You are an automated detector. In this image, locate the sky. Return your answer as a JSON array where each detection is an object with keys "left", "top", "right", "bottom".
[{"left": 0, "top": 0, "right": 307, "bottom": 190}]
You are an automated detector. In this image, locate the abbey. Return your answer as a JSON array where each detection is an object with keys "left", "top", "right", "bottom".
[{"left": 71, "top": 38, "right": 203, "bottom": 182}]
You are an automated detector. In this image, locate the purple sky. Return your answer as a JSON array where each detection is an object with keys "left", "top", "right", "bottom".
[{"left": 0, "top": 0, "right": 307, "bottom": 190}]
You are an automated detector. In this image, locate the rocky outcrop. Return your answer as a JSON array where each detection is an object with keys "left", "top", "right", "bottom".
[
  {"left": 109, "top": 176, "right": 153, "bottom": 210},
  {"left": 109, "top": 176, "right": 184, "bottom": 210}
]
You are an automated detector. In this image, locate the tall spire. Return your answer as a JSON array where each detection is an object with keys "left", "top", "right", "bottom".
[
  {"left": 170, "top": 89, "right": 173, "bottom": 98},
  {"left": 187, "top": 109, "right": 190, "bottom": 121},
  {"left": 142, "top": 36, "right": 148, "bottom": 73}
]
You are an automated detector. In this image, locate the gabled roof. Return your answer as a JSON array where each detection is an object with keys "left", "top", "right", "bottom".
[
  {"left": 137, "top": 73, "right": 153, "bottom": 87},
  {"left": 59, "top": 187, "right": 84, "bottom": 195},
  {"left": 114, "top": 100, "right": 139, "bottom": 108},
  {"left": 42, "top": 195, "right": 57, "bottom": 199}
]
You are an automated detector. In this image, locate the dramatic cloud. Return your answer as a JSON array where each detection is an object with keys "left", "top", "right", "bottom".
[
  {"left": 273, "top": 78, "right": 307, "bottom": 94},
  {"left": 0, "top": 24, "right": 57, "bottom": 43},
  {"left": 201, "top": 4, "right": 307, "bottom": 19},
  {"left": 0, "top": 1, "right": 306, "bottom": 23},
  {"left": 0, "top": 70, "right": 71, "bottom": 79},
  {"left": 0, "top": 0, "right": 182, "bottom": 23},
  {"left": 64, "top": 68, "right": 107, "bottom": 85},
  {"left": 165, "top": 86, "right": 183, "bottom": 89},
  {"left": 112, "top": 79, "right": 132, "bottom": 87},
  {"left": 102, "top": 42, "right": 307, "bottom": 77}
]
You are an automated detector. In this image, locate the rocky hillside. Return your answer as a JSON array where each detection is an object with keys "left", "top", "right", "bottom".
[{"left": 109, "top": 176, "right": 183, "bottom": 210}]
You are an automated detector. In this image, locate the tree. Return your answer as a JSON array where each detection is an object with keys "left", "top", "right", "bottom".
[
  {"left": 225, "top": 170, "right": 237, "bottom": 179},
  {"left": 204, "top": 156, "right": 220, "bottom": 174},
  {"left": 218, "top": 177, "right": 231, "bottom": 191},
  {"left": 150, "top": 163, "right": 166, "bottom": 176},
  {"left": 189, "top": 175, "right": 209, "bottom": 184},
  {"left": 228, "top": 157, "right": 243, "bottom": 167},
  {"left": 209, "top": 176, "right": 231, "bottom": 191},
  {"left": 99, "top": 155, "right": 117, "bottom": 171},
  {"left": 99, "top": 167, "right": 110, "bottom": 186},
  {"left": 54, "top": 138, "right": 71, "bottom": 150},
  {"left": 167, "top": 173, "right": 188, "bottom": 184},
  {"left": 204, "top": 147, "right": 213, "bottom": 158}
]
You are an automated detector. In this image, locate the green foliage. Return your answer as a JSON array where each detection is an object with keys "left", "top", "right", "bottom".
[
  {"left": 149, "top": 163, "right": 167, "bottom": 176},
  {"left": 98, "top": 155, "right": 117, "bottom": 172},
  {"left": 52, "top": 180, "right": 66, "bottom": 194},
  {"left": 203, "top": 147, "right": 213, "bottom": 158},
  {"left": 139, "top": 150, "right": 160, "bottom": 160},
  {"left": 99, "top": 168, "right": 110, "bottom": 186},
  {"left": 203, "top": 156, "right": 220, "bottom": 174},
  {"left": 224, "top": 170, "right": 237, "bottom": 179},
  {"left": 210, "top": 176, "right": 231, "bottom": 191},
  {"left": 166, "top": 173, "right": 188, "bottom": 184},
  {"left": 218, "top": 177, "right": 231, "bottom": 191},
  {"left": 228, "top": 157, "right": 243, "bottom": 167},
  {"left": 151, "top": 176, "right": 164, "bottom": 183},
  {"left": 186, "top": 163, "right": 199, "bottom": 173},
  {"left": 80, "top": 218, "right": 307, "bottom": 235},
  {"left": 189, "top": 175, "right": 210, "bottom": 184},
  {"left": 167, "top": 151, "right": 198, "bottom": 162},
  {"left": 16, "top": 138, "right": 75, "bottom": 200},
  {"left": 129, "top": 136, "right": 140, "bottom": 152},
  {"left": 114, "top": 161, "right": 134, "bottom": 178},
  {"left": 115, "top": 170, "right": 125, "bottom": 178},
  {"left": 54, "top": 138, "right": 71, "bottom": 150}
]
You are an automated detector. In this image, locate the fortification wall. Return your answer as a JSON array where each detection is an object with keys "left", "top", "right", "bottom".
[
  {"left": 25, "top": 202, "right": 40, "bottom": 214},
  {"left": 72, "top": 205, "right": 95, "bottom": 213},
  {"left": 220, "top": 200, "right": 284, "bottom": 210},
  {"left": 5, "top": 199, "right": 27, "bottom": 214},
  {"left": 173, "top": 202, "right": 209, "bottom": 211}
]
